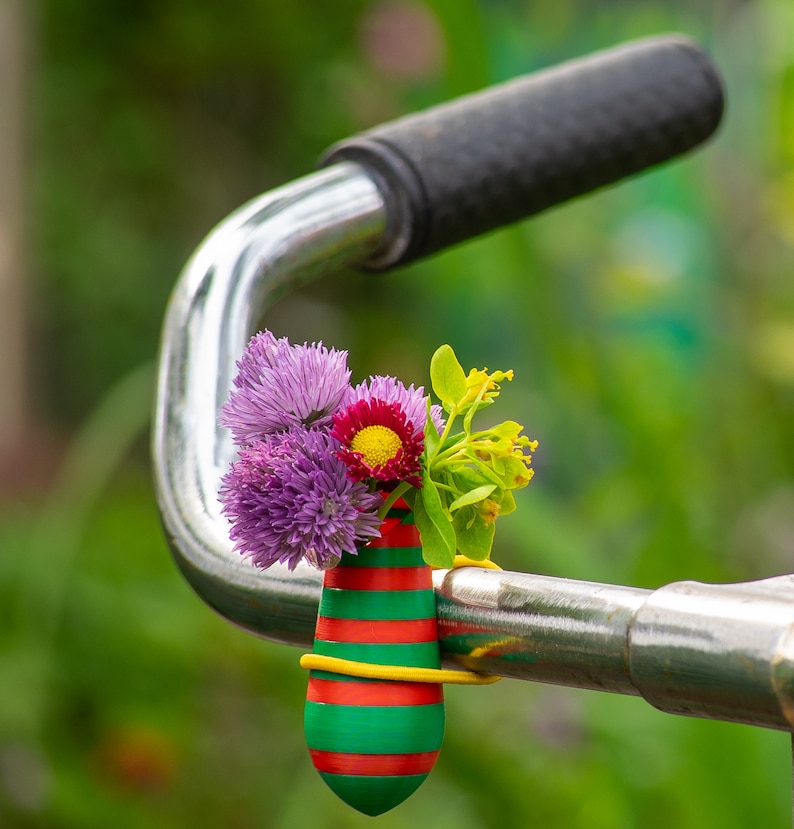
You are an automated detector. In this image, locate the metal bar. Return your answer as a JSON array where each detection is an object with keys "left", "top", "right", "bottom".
[
  {"left": 153, "top": 164, "right": 794, "bottom": 736},
  {"left": 434, "top": 568, "right": 794, "bottom": 732}
]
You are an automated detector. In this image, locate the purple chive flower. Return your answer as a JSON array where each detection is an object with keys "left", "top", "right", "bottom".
[
  {"left": 219, "top": 427, "right": 382, "bottom": 571},
  {"left": 343, "top": 375, "right": 445, "bottom": 438},
  {"left": 220, "top": 330, "right": 352, "bottom": 445}
]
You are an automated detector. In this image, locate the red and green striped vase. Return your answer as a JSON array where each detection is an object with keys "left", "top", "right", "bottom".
[{"left": 304, "top": 503, "right": 445, "bottom": 816}]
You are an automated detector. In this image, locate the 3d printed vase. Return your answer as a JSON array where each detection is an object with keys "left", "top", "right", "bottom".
[{"left": 304, "top": 503, "right": 445, "bottom": 816}]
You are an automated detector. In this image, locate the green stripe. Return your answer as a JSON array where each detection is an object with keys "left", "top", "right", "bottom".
[
  {"left": 305, "top": 702, "right": 445, "bottom": 754},
  {"left": 319, "top": 588, "right": 436, "bottom": 621},
  {"left": 318, "top": 773, "right": 428, "bottom": 817},
  {"left": 312, "top": 639, "right": 441, "bottom": 668},
  {"left": 308, "top": 670, "right": 370, "bottom": 683},
  {"left": 385, "top": 507, "right": 413, "bottom": 521},
  {"left": 341, "top": 547, "right": 423, "bottom": 568}
]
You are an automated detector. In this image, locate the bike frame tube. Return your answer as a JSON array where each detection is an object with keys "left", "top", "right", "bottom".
[{"left": 153, "top": 162, "right": 794, "bottom": 733}]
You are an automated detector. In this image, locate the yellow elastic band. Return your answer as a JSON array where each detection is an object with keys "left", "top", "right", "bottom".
[{"left": 300, "top": 654, "right": 501, "bottom": 685}]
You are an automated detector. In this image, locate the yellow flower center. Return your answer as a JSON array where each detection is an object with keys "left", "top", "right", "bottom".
[{"left": 350, "top": 425, "right": 403, "bottom": 467}]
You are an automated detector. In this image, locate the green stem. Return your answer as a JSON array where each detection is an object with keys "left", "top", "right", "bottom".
[
  {"left": 377, "top": 481, "right": 414, "bottom": 520},
  {"left": 434, "top": 408, "right": 460, "bottom": 456},
  {"left": 461, "top": 454, "right": 505, "bottom": 486},
  {"left": 433, "top": 435, "right": 468, "bottom": 464},
  {"left": 432, "top": 451, "right": 471, "bottom": 472},
  {"left": 463, "top": 385, "right": 490, "bottom": 433},
  {"left": 433, "top": 481, "right": 458, "bottom": 495}
]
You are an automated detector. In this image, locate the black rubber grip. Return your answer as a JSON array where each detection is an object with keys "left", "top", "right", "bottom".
[{"left": 320, "top": 35, "right": 724, "bottom": 270}]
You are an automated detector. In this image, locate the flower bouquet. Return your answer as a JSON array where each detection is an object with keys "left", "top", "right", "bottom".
[{"left": 219, "top": 331, "right": 537, "bottom": 816}]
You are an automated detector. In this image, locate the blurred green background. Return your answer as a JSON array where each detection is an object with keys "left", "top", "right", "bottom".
[{"left": 2, "top": 0, "right": 793, "bottom": 826}]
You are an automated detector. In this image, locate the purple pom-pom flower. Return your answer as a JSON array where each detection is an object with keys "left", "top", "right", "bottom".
[
  {"left": 220, "top": 331, "right": 352, "bottom": 445},
  {"left": 219, "top": 427, "right": 382, "bottom": 571}
]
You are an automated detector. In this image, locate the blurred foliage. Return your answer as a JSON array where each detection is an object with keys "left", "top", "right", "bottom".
[{"left": 3, "top": 0, "right": 794, "bottom": 826}]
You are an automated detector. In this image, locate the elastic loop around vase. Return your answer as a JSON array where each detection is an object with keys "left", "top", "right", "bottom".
[
  {"left": 449, "top": 555, "right": 502, "bottom": 571},
  {"left": 299, "top": 654, "right": 501, "bottom": 685}
]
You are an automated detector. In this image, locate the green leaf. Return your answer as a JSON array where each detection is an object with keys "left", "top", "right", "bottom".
[
  {"left": 430, "top": 344, "right": 467, "bottom": 406},
  {"left": 448, "top": 484, "right": 496, "bottom": 512},
  {"left": 489, "top": 420, "right": 523, "bottom": 439},
  {"left": 452, "top": 509, "right": 495, "bottom": 560},
  {"left": 500, "top": 456, "right": 534, "bottom": 489},
  {"left": 496, "top": 488, "right": 517, "bottom": 516},
  {"left": 414, "top": 476, "right": 456, "bottom": 568},
  {"left": 451, "top": 466, "right": 491, "bottom": 491}
]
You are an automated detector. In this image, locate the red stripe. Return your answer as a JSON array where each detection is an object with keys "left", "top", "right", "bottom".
[
  {"left": 322, "top": 566, "right": 430, "bottom": 591},
  {"left": 323, "top": 566, "right": 433, "bottom": 590},
  {"left": 369, "top": 522, "right": 419, "bottom": 548},
  {"left": 314, "top": 615, "right": 438, "bottom": 644},
  {"left": 307, "top": 678, "right": 443, "bottom": 706},
  {"left": 309, "top": 749, "right": 439, "bottom": 777}
]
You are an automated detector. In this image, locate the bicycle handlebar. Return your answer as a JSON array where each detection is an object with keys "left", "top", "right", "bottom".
[
  {"left": 322, "top": 35, "right": 724, "bottom": 268},
  {"left": 152, "top": 37, "right": 794, "bottom": 737}
]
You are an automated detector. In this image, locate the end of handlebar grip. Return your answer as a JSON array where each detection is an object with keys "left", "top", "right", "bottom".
[{"left": 320, "top": 35, "right": 725, "bottom": 270}]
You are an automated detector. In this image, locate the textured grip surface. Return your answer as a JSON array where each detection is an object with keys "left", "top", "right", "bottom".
[{"left": 321, "top": 35, "right": 724, "bottom": 270}]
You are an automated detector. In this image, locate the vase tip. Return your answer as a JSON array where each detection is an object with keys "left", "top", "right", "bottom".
[{"left": 319, "top": 771, "right": 429, "bottom": 816}]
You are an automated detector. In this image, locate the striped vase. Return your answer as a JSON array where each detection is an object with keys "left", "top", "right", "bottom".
[{"left": 304, "top": 503, "right": 445, "bottom": 816}]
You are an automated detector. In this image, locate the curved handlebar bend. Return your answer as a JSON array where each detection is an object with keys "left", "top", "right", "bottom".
[{"left": 152, "top": 38, "right": 794, "bottom": 732}]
